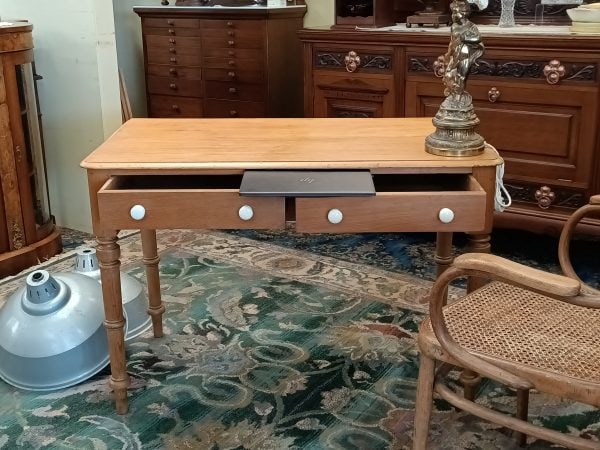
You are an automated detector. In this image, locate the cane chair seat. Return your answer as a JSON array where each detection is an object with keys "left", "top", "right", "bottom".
[{"left": 421, "top": 281, "right": 600, "bottom": 390}]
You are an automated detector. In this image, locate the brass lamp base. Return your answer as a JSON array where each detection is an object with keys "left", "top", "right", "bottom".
[{"left": 425, "top": 94, "right": 485, "bottom": 157}]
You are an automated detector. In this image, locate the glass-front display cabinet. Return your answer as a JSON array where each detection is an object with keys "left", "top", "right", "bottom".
[{"left": 0, "top": 21, "right": 61, "bottom": 277}]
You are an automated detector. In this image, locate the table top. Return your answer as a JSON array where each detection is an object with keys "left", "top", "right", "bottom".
[{"left": 81, "top": 118, "right": 503, "bottom": 171}]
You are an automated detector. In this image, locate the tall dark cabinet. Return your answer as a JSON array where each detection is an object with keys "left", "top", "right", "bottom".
[{"left": 135, "top": 3, "right": 306, "bottom": 118}]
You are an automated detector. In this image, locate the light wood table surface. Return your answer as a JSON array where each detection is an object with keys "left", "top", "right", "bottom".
[{"left": 82, "top": 117, "right": 503, "bottom": 413}]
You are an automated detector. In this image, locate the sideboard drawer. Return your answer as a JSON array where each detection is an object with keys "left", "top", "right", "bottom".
[
  {"left": 147, "top": 75, "right": 202, "bottom": 97},
  {"left": 205, "top": 81, "right": 265, "bottom": 102},
  {"left": 147, "top": 46, "right": 202, "bottom": 66},
  {"left": 97, "top": 176, "right": 284, "bottom": 230},
  {"left": 204, "top": 99, "right": 266, "bottom": 117},
  {"left": 148, "top": 95, "right": 203, "bottom": 118},
  {"left": 204, "top": 68, "right": 265, "bottom": 83},
  {"left": 203, "top": 57, "right": 264, "bottom": 71},
  {"left": 143, "top": 18, "right": 200, "bottom": 28},
  {"left": 295, "top": 175, "right": 486, "bottom": 233},
  {"left": 314, "top": 47, "right": 393, "bottom": 74},
  {"left": 143, "top": 26, "right": 202, "bottom": 37},
  {"left": 147, "top": 65, "right": 202, "bottom": 80}
]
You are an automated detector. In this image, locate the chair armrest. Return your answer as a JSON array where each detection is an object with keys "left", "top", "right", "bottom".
[{"left": 454, "top": 253, "right": 580, "bottom": 298}]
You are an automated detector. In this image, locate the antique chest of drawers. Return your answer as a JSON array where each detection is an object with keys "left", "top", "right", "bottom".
[
  {"left": 299, "top": 28, "right": 600, "bottom": 233},
  {"left": 135, "top": 5, "right": 306, "bottom": 118}
]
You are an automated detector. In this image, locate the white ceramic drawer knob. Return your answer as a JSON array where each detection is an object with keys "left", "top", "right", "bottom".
[
  {"left": 238, "top": 205, "right": 254, "bottom": 221},
  {"left": 327, "top": 208, "right": 343, "bottom": 224},
  {"left": 438, "top": 207, "right": 455, "bottom": 224},
  {"left": 130, "top": 204, "right": 146, "bottom": 221}
]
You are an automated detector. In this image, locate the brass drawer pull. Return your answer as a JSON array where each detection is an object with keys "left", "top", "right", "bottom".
[
  {"left": 172, "top": 104, "right": 180, "bottom": 111},
  {"left": 168, "top": 28, "right": 175, "bottom": 35},
  {"left": 169, "top": 47, "right": 176, "bottom": 54},
  {"left": 228, "top": 50, "right": 235, "bottom": 56},
  {"left": 169, "top": 68, "right": 178, "bottom": 75},
  {"left": 344, "top": 51, "right": 361, "bottom": 73},
  {"left": 229, "top": 110, "right": 238, "bottom": 117},
  {"left": 228, "top": 71, "right": 236, "bottom": 78},
  {"left": 488, "top": 87, "right": 501, "bottom": 103},
  {"left": 535, "top": 186, "right": 556, "bottom": 209},
  {"left": 228, "top": 31, "right": 235, "bottom": 37},
  {"left": 543, "top": 60, "right": 565, "bottom": 85},
  {"left": 169, "top": 38, "right": 176, "bottom": 44},
  {"left": 433, "top": 55, "right": 445, "bottom": 78},
  {"left": 228, "top": 40, "right": 235, "bottom": 47},
  {"left": 229, "top": 87, "right": 238, "bottom": 94},
  {"left": 228, "top": 60, "right": 236, "bottom": 66},
  {"left": 166, "top": 19, "right": 174, "bottom": 26},
  {"left": 170, "top": 57, "right": 177, "bottom": 63},
  {"left": 169, "top": 83, "right": 177, "bottom": 90},
  {"left": 227, "top": 21, "right": 234, "bottom": 27}
]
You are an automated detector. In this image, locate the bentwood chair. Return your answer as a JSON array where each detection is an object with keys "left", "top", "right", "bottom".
[{"left": 413, "top": 196, "right": 600, "bottom": 450}]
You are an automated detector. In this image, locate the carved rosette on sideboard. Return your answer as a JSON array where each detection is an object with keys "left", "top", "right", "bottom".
[{"left": 425, "top": 0, "right": 486, "bottom": 157}]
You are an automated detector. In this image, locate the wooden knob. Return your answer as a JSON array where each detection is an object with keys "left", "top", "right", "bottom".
[
  {"left": 228, "top": 40, "right": 235, "bottom": 47},
  {"left": 169, "top": 68, "right": 178, "bottom": 75},
  {"left": 227, "top": 21, "right": 234, "bottom": 27},
  {"left": 229, "top": 110, "right": 238, "bottom": 117},
  {"left": 167, "top": 19, "right": 174, "bottom": 25},
  {"left": 228, "top": 31, "right": 235, "bottom": 36},
  {"left": 228, "top": 71, "right": 236, "bottom": 78},
  {"left": 169, "top": 83, "right": 177, "bottom": 90},
  {"left": 228, "top": 50, "right": 235, "bottom": 56},
  {"left": 170, "top": 57, "right": 177, "bottom": 63},
  {"left": 168, "top": 28, "right": 175, "bottom": 35},
  {"left": 169, "top": 38, "right": 176, "bottom": 44},
  {"left": 172, "top": 104, "right": 180, "bottom": 111},
  {"left": 229, "top": 87, "right": 237, "bottom": 94},
  {"left": 228, "top": 60, "right": 236, "bottom": 66},
  {"left": 169, "top": 47, "right": 176, "bottom": 53}
]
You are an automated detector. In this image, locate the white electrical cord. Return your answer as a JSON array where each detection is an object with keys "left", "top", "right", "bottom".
[{"left": 485, "top": 142, "right": 512, "bottom": 212}]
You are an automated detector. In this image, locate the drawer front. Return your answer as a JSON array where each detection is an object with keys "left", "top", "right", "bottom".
[
  {"left": 147, "top": 47, "right": 202, "bottom": 66},
  {"left": 148, "top": 95, "right": 203, "bottom": 118},
  {"left": 204, "top": 99, "right": 265, "bottom": 118},
  {"left": 314, "top": 47, "right": 393, "bottom": 74},
  {"left": 406, "top": 51, "right": 598, "bottom": 85},
  {"left": 98, "top": 184, "right": 284, "bottom": 230},
  {"left": 296, "top": 176, "right": 486, "bottom": 233},
  {"left": 203, "top": 47, "right": 263, "bottom": 59},
  {"left": 204, "top": 68, "right": 264, "bottom": 83},
  {"left": 147, "top": 75, "right": 202, "bottom": 97},
  {"left": 143, "top": 26, "right": 202, "bottom": 37},
  {"left": 406, "top": 80, "right": 598, "bottom": 186},
  {"left": 504, "top": 181, "right": 588, "bottom": 211},
  {"left": 200, "top": 19, "right": 265, "bottom": 31},
  {"left": 203, "top": 37, "right": 264, "bottom": 50},
  {"left": 147, "top": 64, "right": 202, "bottom": 80},
  {"left": 143, "top": 18, "right": 200, "bottom": 28},
  {"left": 201, "top": 27, "right": 264, "bottom": 42},
  {"left": 145, "top": 35, "right": 202, "bottom": 49},
  {"left": 203, "top": 57, "right": 263, "bottom": 71},
  {"left": 205, "top": 81, "right": 265, "bottom": 102}
]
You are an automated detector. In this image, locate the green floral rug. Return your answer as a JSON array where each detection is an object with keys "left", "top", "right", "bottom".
[{"left": 0, "top": 229, "right": 598, "bottom": 449}]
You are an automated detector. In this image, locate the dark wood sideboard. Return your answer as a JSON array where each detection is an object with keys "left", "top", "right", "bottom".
[
  {"left": 299, "top": 28, "right": 600, "bottom": 234},
  {"left": 134, "top": 4, "right": 306, "bottom": 119}
]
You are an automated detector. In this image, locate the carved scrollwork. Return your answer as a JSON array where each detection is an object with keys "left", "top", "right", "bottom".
[
  {"left": 316, "top": 52, "right": 391, "bottom": 72},
  {"left": 345, "top": 51, "right": 361, "bottom": 73},
  {"left": 543, "top": 60, "right": 566, "bottom": 85}
]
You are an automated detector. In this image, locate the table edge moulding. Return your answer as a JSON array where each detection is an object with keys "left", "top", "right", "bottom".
[{"left": 82, "top": 117, "right": 502, "bottom": 413}]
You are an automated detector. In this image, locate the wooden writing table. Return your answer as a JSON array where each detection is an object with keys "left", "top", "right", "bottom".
[{"left": 81, "top": 117, "right": 503, "bottom": 413}]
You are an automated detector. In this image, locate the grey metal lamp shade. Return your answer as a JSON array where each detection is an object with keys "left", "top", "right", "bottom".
[
  {"left": 0, "top": 270, "right": 109, "bottom": 391},
  {"left": 74, "top": 248, "right": 151, "bottom": 341}
]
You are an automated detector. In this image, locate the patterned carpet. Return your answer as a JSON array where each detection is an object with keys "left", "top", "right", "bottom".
[{"left": 0, "top": 227, "right": 598, "bottom": 449}]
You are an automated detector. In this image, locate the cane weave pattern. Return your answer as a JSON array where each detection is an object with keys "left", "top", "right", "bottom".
[{"left": 428, "top": 281, "right": 600, "bottom": 382}]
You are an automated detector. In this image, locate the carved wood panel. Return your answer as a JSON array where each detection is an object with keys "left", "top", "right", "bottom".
[
  {"left": 505, "top": 183, "right": 586, "bottom": 209},
  {"left": 315, "top": 51, "right": 393, "bottom": 72}
]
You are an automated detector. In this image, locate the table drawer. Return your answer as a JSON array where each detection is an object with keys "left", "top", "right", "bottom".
[
  {"left": 296, "top": 175, "right": 487, "bottom": 233},
  {"left": 143, "top": 18, "right": 200, "bottom": 28},
  {"left": 205, "top": 81, "right": 265, "bottom": 102},
  {"left": 97, "top": 176, "right": 284, "bottom": 230},
  {"left": 148, "top": 65, "right": 202, "bottom": 80},
  {"left": 147, "top": 75, "right": 202, "bottom": 97},
  {"left": 148, "top": 95, "right": 203, "bottom": 118},
  {"left": 205, "top": 99, "right": 265, "bottom": 118}
]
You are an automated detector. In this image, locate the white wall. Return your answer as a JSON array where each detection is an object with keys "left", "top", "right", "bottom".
[{"left": 1, "top": 0, "right": 121, "bottom": 233}]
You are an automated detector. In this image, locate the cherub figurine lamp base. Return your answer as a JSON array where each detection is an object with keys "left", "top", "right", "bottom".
[{"left": 425, "top": 0, "right": 486, "bottom": 157}]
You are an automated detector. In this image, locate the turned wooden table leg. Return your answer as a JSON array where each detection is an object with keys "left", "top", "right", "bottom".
[
  {"left": 97, "top": 233, "right": 130, "bottom": 414},
  {"left": 435, "top": 232, "right": 454, "bottom": 278},
  {"left": 516, "top": 388, "right": 530, "bottom": 446},
  {"left": 141, "top": 229, "right": 165, "bottom": 338},
  {"left": 466, "top": 233, "right": 491, "bottom": 292}
]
